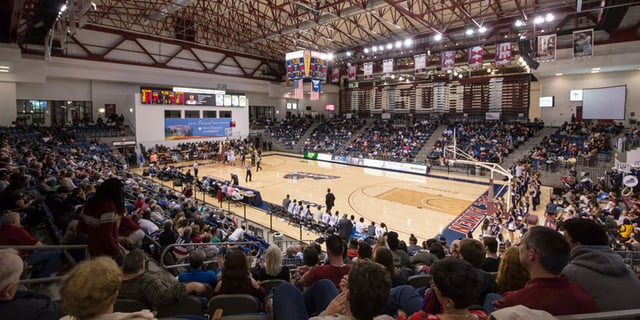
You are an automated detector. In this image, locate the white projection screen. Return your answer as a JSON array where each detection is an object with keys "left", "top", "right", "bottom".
[{"left": 582, "top": 85, "right": 626, "bottom": 120}]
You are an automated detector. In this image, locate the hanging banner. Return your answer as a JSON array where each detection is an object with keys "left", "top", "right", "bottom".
[
  {"left": 468, "top": 45, "right": 484, "bottom": 68},
  {"left": 348, "top": 64, "right": 357, "bottom": 81},
  {"left": 303, "top": 50, "right": 312, "bottom": 77},
  {"left": 331, "top": 68, "right": 340, "bottom": 83},
  {"left": 363, "top": 62, "right": 373, "bottom": 80},
  {"left": 441, "top": 50, "right": 456, "bottom": 71},
  {"left": 573, "top": 29, "right": 594, "bottom": 58},
  {"left": 414, "top": 53, "right": 426, "bottom": 74},
  {"left": 293, "top": 79, "right": 304, "bottom": 99},
  {"left": 310, "top": 80, "right": 320, "bottom": 101},
  {"left": 537, "top": 34, "right": 556, "bottom": 62},
  {"left": 383, "top": 58, "right": 394, "bottom": 78},
  {"left": 495, "top": 42, "right": 512, "bottom": 65}
]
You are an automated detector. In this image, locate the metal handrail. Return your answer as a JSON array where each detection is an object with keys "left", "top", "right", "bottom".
[
  {"left": 159, "top": 241, "right": 264, "bottom": 270},
  {"left": 0, "top": 244, "right": 89, "bottom": 285}
]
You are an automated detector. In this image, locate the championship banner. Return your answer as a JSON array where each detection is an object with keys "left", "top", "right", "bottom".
[
  {"left": 441, "top": 50, "right": 456, "bottom": 71},
  {"left": 363, "top": 62, "right": 373, "bottom": 80},
  {"left": 383, "top": 58, "right": 393, "bottom": 78},
  {"left": 537, "top": 34, "right": 556, "bottom": 62},
  {"left": 331, "top": 68, "right": 340, "bottom": 83},
  {"left": 414, "top": 53, "right": 426, "bottom": 74},
  {"left": 495, "top": 42, "right": 512, "bottom": 65},
  {"left": 573, "top": 29, "right": 593, "bottom": 58},
  {"left": 468, "top": 45, "right": 484, "bottom": 68},
  {"left": 348, "top": 64, "right": 357, "bottom": 81},
  {"left": 293, "top": 79, "right": 304, "bottom": 99},
  {"left": 310, "top": 80, "right": 320, "bottom": 101},
  {"left": 303, "top": 50, "right": 311, "bottom": 77}
]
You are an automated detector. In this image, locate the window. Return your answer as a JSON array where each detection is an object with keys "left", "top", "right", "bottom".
[
  {"left": 203, "top": 111, "right": 217, "bottom": 118},
  {"left": 219, "top": 111, "right": 232, "bottom": 118},
  {"left": 185, "top": 110, "right": 200, "bottom": 118},
  {"left": 16, "top": 99, "right": 48, "bottom": 125},
  {"left": 165, "top": 110, "right": 181, "bottom": 118}
]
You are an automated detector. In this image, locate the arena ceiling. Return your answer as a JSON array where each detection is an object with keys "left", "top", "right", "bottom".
[{"left": 2, "top": 0, "right": 640, "bottom": 80}]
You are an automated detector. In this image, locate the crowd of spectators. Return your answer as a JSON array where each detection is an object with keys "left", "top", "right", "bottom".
[
  {"left": 429, "top": 120, "right": 542, "bottom": 164},
  {"left": 267, "top": 117, "right": 313, "bottom": 149},
  {"left": 303, "top": 117, "right": 366, "bottom": 153},
  {"left": 343, "top": 119, "right": 438, "bottom": 163}
]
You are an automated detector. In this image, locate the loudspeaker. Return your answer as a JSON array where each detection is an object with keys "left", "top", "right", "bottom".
[{"left": 518, "top": 39, "right": 540, "bottom": 70}]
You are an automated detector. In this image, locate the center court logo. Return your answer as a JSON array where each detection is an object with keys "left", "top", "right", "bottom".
[{"left": 283, "top": 172, "right": 339, "bottom": 180}]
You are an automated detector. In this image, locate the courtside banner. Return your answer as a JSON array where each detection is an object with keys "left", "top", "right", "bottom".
[
  {"left": 164, "top": 118, "right": 230, "bottom": 140},
  {"left": 495, "top": 42, "right": 512, "bottom": 65},
  {"left": 414, "top": 53, "right": 426, "bottom": 74}
]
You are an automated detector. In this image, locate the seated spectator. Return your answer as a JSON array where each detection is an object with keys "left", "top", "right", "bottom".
[
  {"left": 178, "top": 250, "right": 219, "bottom": 287},
  {"left": 283, "top": 246, "right": 302, "bottom": 266},
  {"left": 214, "top": 249, "right": 265, "bottom": 302},
  {"left": 407, "top": 234, "right": 421, "bottom": 256},
  {"left": 354, "top": 242, "right": 373, "bottom": 262},
  {"left": 495, "top": 246, "right": 529, "bottom": 295},
  {"left": 387, "top": 232, "right": 410, "bottom": 268},
  {"left": 274, "top": 259, "right": 393, "bottom": 320},
  {"left": 118, "top": 213, "right": 145, "bottom": 248},
  {"left": 481, "top": 237, "right": 500, "bottom": 273},
  {"left": 251, "top": 245, "right": 290, "bottom": 282},
  {"left": 60, "top": 256, "right": 155, "bottom": 320},
  {"left": 457, "top": 239, "right": 497, "bottom": 304},
  {"left": 297, "top": 234, "right": 352, "bottom": 289},
  {"left": 561, "top": 218, "right": 640, "bottom": 311},
  {"left": 294, "top": 245, "right": 319, "bottom": 283},
  {"left": 119, "top": 249, "right": 206, "bottom": 310},
  {"left": 0, "top": 212, "right": 60, "bottom": 278},
  {"left": 393, "top": 258, "right": 488, "bottom": 320},
  {"left": 226, "top": 226, "right": 246, "bottom": 242},
  {"left": 493, "top": 226, "right": 599, "bottom": 315},
  {"left": 375, "top": 246, "right": 409, "bottom": 287},
  {"left": 173, "top": 226, "right": 193, "bottom": 261},
  {"left": 137, "top": 210, "right": 159, "bottom": 236},
  {"left": 158, "top": 220, "right": 178, "bottom": 247},
  {"left": 0, "top": 249, "right": 63, "bottom": 320},
  {"left": 412, "top": 240, "right": 444, "bottom": 268}
]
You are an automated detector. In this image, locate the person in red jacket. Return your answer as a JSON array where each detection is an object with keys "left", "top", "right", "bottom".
[{"left": 78, "top": 178, "right": 125, "bottom": 261}]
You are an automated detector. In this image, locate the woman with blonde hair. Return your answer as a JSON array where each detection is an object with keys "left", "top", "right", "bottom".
[
  {"left": 60, "top": 257, "right": 155, "bottom": 320},
  {"left": 496, "top": 246, "right": 530, "bottom": 295},
  {"left": 252, "top": 245, "right": 290, "bottom": 282}
]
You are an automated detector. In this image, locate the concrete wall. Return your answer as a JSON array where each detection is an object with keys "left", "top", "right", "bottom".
[{"left": 538, "top": 70, "right": 640, "bottom": 126}]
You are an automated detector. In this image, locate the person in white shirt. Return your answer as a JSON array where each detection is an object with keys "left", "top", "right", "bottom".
[
  {"left": 313, "top": 205, "right": 323, "bottom": 222},
  {"left": 321, "top": 210, "right": 331, "bottom": 224},
  {"left": 300, "top": 205, "right": 309, "bottom": 220},
  {"left": 288, "top": 199, "right": 296, "bottom": 215},
  {"left": 292, "top": 201, "right": 302, "bottom": 218},
  {"left": 137, "top": 211, "right": 159, "bottom": 235},
  {"left": 227, "top": 226, "right": 246, "bottom": 242},
  {"left": 328, "top": 211, "right": 339, "bottom": 227},
  {"left": 355, "top": 217, "right": 366, "bottom": 234},
  {"left": 375, "top": 222, "right": 387, "bottom": 238}
]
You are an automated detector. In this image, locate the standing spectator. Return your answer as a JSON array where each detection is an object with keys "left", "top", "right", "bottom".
[
  {"left": 193, "top": 161, "right": 199, "bottom": 178},
  {"left": 493, "top": 226, "right": 599, "bottom": 315},
  {"left": 78, "top": 178, "right": 125, "bottom": 260},
  {"left": 337, "top": 213, "right": 353, "bottom": 242},
  {"left": 325, "top": 188, "right": 335, "bottom": 212},
  {"left": 282, "top": 194, "right": 291, "bottom": 211},
  {"left": 561, "top": 218, "right": 640, "bottom": 311},
  {"left": 0, "top": 249, "right": 64, "bottom": 320}
]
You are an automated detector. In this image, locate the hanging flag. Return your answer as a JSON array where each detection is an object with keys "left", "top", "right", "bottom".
[
  {"left": 573, "top": 29, "right": 593, "bottom": 58},
  {"left": 310, "top": 80, "right": 321, "bottom": 101},
  {"left": 348, "top": 64, "right": 357, "bottom": 81},
  {"left": 537, "top": 34, "right": 556, "bottom": 62},
  {"left": 293, "top": 79, "right": 304, "bottom": 99},
  {"left": 468, "top": 45, "right": 484, "bottom": 68},
  {"left": 363, "top": 62, "right": 373, "bottom": 80},
  {"left": 441, "top": 50, "right": 456, "bottom": 71},
  {"left": 414, "top": 53, "right": 426, "bottom": 74},
  {"left": 383, "top": 58, "right": 394, "bottom": 78},
  {"left": 495, "top": 42, "right": 512, "bottom": 65},
  {"left": 331, "top": 68, "right": 340, "bottom": 83}
]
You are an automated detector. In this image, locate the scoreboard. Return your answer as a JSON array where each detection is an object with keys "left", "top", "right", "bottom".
[
  {"left": 286, "top": 50, "right": 305, "bottom": 80},
  {"left": 286, "top": 50, "right": 328, "bottom": 81}
]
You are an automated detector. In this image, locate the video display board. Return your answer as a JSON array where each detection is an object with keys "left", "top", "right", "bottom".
[{"left": 141, "top": 87, "right": 246, "bottom": 107}]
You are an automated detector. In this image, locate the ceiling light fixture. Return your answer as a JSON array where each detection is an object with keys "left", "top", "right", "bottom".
[
  {"left": 555, "top": 73, "right": 563, "bottom": 76},
  {"left": 0, "top": 70, "right": 9, "bottom": 73},
  {"left": 591, "top": 70, "right": 599, "bottom": 74},
  {"left": 592, "top": 67, "right": 600, "bottom": 71},
  {"left": 395, "top": 41, "right": 402, "bottom": 48},
  {"left": 466, "top": 28, "right": 474, "bottom": 36},
  {"left": 0, "top": 65, "right": 9, "bottom": 69},
  {"left": 515, "top": 20, "right": 525, "bottom": 27},
  {"left": 346, "top": 51, "right": 352, "bottom": 56},
  {"left": 378, "top": 45, "right": 384, "bottom": 51},
  {"left": 404, "top": 38, "right": 413, "bottom": 46},
  {"left": 327, "top": 53, "right": 334, "bottom": 60},
  {"left": 545, "top": 13, "right": 554, "bottom": 22},
  {"left": 372, "top": 46, "right": 377, "bottom": 52},
  {"left": 434, "top": 33, "right": 443, "bottom": 41},
  {"left": 363, "top": 48, "right": 369, "bottom": 53},
  {"left": 478, "top": 26, "right": 487, "bottom": 33},
  {"left": 534, "top": 16, "right": 545, "bottom": 24},
  {"left": 386, "top": 43, "right": 393, "bottom": 50}
]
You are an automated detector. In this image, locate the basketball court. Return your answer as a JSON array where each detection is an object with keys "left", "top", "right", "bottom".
[{"left": 136, "top": 153, "right": 550, "bottom": 243}]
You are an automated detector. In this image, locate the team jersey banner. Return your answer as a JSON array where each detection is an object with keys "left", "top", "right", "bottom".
[
  {"left": 331, "top": 68, "right": 340, "bottom": 83},
  {"left": 495, "top": 42, "right": 512, "bottom": 65},
  {"left": 573, "top": 29, "right": 593, "bottom": 58},
  {"left": 383, "top": 58, "right": 394, "bottom": 78},
  {"left": 468, "top": 45, "right": 484, "bottom": 68},
  {"left": 348, "top": 64, "right": 357, "bottom": 81},
  {"left": 310, "top": 80, "right": 321, "bottom": 101},
  {"left": 414, "top": 53, "right": 426, "bottom": 74},
  {"left": 537, "top": 34, "right": 556, "bottom": 62},
  {"left": 441, "top": 50, "right": 456, "bottom": 71},
  {"left": 363, "top": 62, "right": 373, "bottom": 80}
]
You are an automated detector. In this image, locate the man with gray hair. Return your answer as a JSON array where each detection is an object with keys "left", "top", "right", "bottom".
[
  {"left": 0, "top": 249, "right": 63, "bottom": 320},
  {"left": 283, "top": 245, "right": 302, "bottom": 266},
  {"left": 0, "top": 212, "right": 60, "bottom": 278}
]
